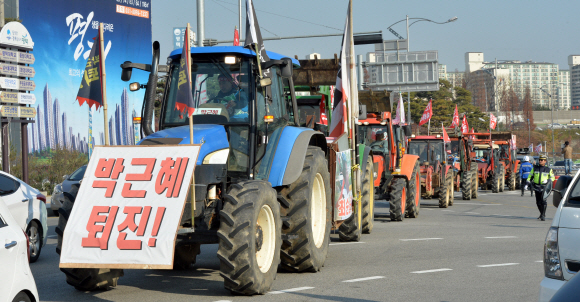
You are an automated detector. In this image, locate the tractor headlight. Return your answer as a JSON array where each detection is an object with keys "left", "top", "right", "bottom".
[
  {"left": 544, "top": 227, "right": 563, "bottom": 280},
  {"left": 203, "top": 148, "right": 229, "bottom": 164}
]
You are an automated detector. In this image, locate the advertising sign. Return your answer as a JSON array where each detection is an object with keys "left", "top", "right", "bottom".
[
  {"left": 334, "top": 150, "right": 353, "bottom": 221},
  {"left": 0, "top": 64, "right": 35, "bottom": 77},
  {"left": 0, "top": 21, "right": 34, "bottom": 49},
  {"left": 0, "top": 92, "right": 36, "bottom": 104},
  {"left": 0, "top": 105, "right": 19, "bottom": 117},
  {"left": 0, "top": 78, "right": 35, "bottom": 91},
  {"left": 19, "top": 107, "right": 37, "bottom": 118},
  {"left": 21, "top": 0, "right": 152, "bottom": 153},
  {"left": 60, "top": 145, "right": 199, "bottom": 269}
]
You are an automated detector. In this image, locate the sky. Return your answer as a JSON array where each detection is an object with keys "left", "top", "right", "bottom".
[{"left": 152, "top": 0, "right": 580, "bottom": 72}]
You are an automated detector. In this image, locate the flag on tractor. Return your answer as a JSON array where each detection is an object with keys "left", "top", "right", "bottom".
[
  {"left": 470, "top": 127, "right": 475, "bottom": 140},
  {"left": 392, "top": 93, "right": 406, "bottom": 125},
  {"left": 490, "top": 113, "right": 498, "bottom": 130},
  {"left": 419, "top": 99, "right": 432, "bottom": 126},
  {"left": 442, "top": 124, "right": 451, "bottom": 143},
  {"left": 510, "top": 134, "right": 517, "bottom": 150},
  {"left": 461, "top": 115, "right": 469, "bottom": 134},
  {"left": 233, "top": 27, "right": 240, "bottom": 46},
  {"left": 174, "top": 25, "right": 195, "bottom": 117},
  {"left": 329, "top": 1, "right": 357, "bottom": 137},
  {"left": 76, "top": 31, "right": 104, "bottom": 110},
  {"left": 534, "top": 144, "right": 542, "bottom": 153},
  {"left": 245, "top": 0, "right": 270, "bottom": 74},
  {"left": 450, "top": 105, "right": 459, "bottom": 127},
  {"left": 528, "top": 143, "right": 533, "bottom": 151}
]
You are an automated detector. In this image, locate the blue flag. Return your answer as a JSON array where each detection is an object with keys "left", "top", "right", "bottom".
[{"left": 175, "top": 25, "right": 195, "bottom": 117}]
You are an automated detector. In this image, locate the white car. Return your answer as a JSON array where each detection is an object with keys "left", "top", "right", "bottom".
[
  {"left": 0, "top": 171, "right": 47, "bottom": 263},
  {"left": 0, "top": 197, "right": 39, "bottom": 302},
  {"left": 539, "top": 170, "right": 580, "bottom": 301}
]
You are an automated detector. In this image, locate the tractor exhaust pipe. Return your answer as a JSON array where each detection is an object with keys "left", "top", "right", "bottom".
[{"left": 142, "top": 41, "right": 160, "bottom": 137}]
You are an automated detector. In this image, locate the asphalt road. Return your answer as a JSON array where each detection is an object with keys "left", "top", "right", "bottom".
[{"left": 32, "top": 188, "right": 551, "bottom": 302}]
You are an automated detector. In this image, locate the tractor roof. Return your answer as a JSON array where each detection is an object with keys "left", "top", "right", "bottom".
[
  {"left": 169, "top": 46, "right": 300, "bottom": 68},
  {"left": 410, "top": 135, "right": 444, "bottom": 140}
]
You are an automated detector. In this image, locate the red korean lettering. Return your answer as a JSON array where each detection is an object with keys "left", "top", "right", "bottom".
[
  {"left": 93, "top": 158, "right": 125, "bottom": 197},
  {"left": 94, "top": 158, "right": 115, "bottom": 178},
  {"left": 125, "top": 158, "right": 156, "bottom": 181},
  {"left": 155, "top": 157, "right": 189, "bottom": 197},
  {"left": 117, "top": 206, "right": 151, "bottom": 250},
  {"left": 121, "top": 183, "right": 146, "bottom": 198},
  {"left": 148, "top": 207, "right": 166, "bottom": 247},
  {"left": 81, "top": 206, "right": 119, "bottom": 250},
  {"left": 92, "top": 180, "right": 117, "bottom": 198}
]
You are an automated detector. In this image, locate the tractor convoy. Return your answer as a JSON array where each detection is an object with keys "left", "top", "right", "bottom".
[{"left": 55, "top": 24, "right": 520, "bottom": 298}]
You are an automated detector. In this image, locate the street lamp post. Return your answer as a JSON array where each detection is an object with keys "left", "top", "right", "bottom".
[
  {"left": 539, "top": 86, "right": 555, "bottom": 160},
  {"left": 528, "top": 118, "right": 531, "bottom": 146},
  {"left": 386, "top": 16, "right": 458, "bottom": 125}
]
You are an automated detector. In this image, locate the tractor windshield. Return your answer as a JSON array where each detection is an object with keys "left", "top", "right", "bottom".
[
  {"left": 408, "top": 140, "right": 444, "bottom": 163},
  {"left": 358, "top": 125, "right": 390, "bottom": 145},
  {"left": 473, "top": 146, "right": 491, "bottom": 163},
  {"left": 163, "top": 55, "right": 252, "bottom": 127}
]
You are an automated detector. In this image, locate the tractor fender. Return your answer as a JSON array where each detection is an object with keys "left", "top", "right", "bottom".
[
  {"left": 393, "top": 154, "right": 420, "bottom": 181},
  {"left": 360, "top": 146, "right": 372, "bottom": 175},
  {"left": 268, "top": 127, "right": 327, "bottom": 186}
]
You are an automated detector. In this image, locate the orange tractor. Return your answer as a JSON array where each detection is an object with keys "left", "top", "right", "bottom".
[
  {"left": 471, "top": 133, "right": 505, "bottom": 193},
  {"left": 357, "top": 112, "right": 421, "bottom": 221},
  {"left": 491, "top": 132, "right": 520, "bottom": 191}
]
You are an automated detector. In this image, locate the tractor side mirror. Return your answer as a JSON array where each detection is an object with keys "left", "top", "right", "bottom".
[
  {"left": 280, "top": 58, "right": 293, "bottom": 78},
  {"left": 358, "top": 105, "right": 367, "bottom": 120},
  {"left": 121, "top": 61, "right": 133, "bottom": 82},
  {"left": 402, "top": 125, "right": 412, "bottom": 137}
]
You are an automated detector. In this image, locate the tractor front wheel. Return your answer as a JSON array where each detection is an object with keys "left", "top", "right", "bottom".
[
  {"left": 461, "top": 170, "right": 472, "bottom": 200},
  {"left": 499, "top": 166, "right": 506, "bottom": 192},
  {"left": 508, "top": 171, "right": 516, "bottom": 191},
  {"left": 406, "top": 162, "right": 420, "bottom": 218},
  {"left": 218, "top": 181, "right": 281, "bottom": 295},
  {"left": 471, "top": 164, "right": 479, "bottom": 199},
  {"left": 389, "top": 178, "right": 407, "bottom": 221},
  {"left": 492, "top": 168, "right": 501, "bottom": 193},
  {"left": 362, "top": 156, "right": 375, "bottom": 233},
  {"left": 439, "top": 173, "right": 451, "bottom": 208}
]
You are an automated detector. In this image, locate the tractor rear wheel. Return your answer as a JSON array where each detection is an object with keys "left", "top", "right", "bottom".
[
  {"left": 439, "top": 172, "right": 451, "bottom": 208},
  {"left": 219, "top": 180, "right": 281, "bottom": 295},
  {"left": 461, "top": 170, "right": 472, "bottom": 200},
  {"left": 56, "top": 185, "right": 124, "bottom": 291},
  {"left": 448, "top": 173, "right": 455, "bottom": 206},
  {"left": 508, "top": 170, "right": 516, "bottom": 191},
  {"left": 499, "top": 166, "right": 506, "bottom": 192},
  {"left": 492, "top": 168, "right": 501, "bottom": 193},
  {"left": 471, "top": 165, "right": 479, "bottom": 199},
  {"left": 515, "top": 172, "right": 521, "bottom": 190},
  {"left": 389, "top": 178, "right": 407, "bottom": 221},
  {"left": 406, "top": 162, "right": 420, "bottom": 218},
  {"left": 362, "top": 156, "right": 375, "bottom": 233},
  {"left": 278, "top": 146, "right": 331, "bottom": 271}
]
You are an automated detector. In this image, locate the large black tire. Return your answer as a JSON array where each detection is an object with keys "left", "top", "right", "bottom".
[
  {"left": 499, "top": 165, "right": 506, "bottom": 192},
  {"left": 471, "top": 164, "right": 479, "bottom": 199},
  {"left": 448, "top": 173, "right": 455, "bottom": 206},
  {"left": 361, "top": 155, "right": 375, "bottom": 233},
  {"left": 26, "top": 220, "right": 42, "bottom": 263},
  {"left": 461, "top": 170, "right": 472, "bottom": 200},
  {"left": 389, "top": 178, "right": 407, "bottom": 221},
  {"left": 12, "top": 291, "right": 32, "bottom": 302},
  {"left": 277, "top": 146, "right": 331, "bottom": 271},
  {"left": 56, "top": 186, "right": 124, "bottom": 291},
  {"left": 515, "top": 172, "right": 521, "bottom": 190},
  {"left": 406, "top": 162, "right": 420, "bottom": 218},
  {"left": 219, "top": 180, "right": 281, "bottom": 295},
  {"left": 173, "top": 243, "right": 201, "bottom": 270},
  {"left": 491, "top": 168, "right": 501, "bottom": 193},
  {"left": 438, "top": 172, "right": 451, "bottom": 208},
  {"left": 508, "top": 170, "right": 516, "bottom": 191}
]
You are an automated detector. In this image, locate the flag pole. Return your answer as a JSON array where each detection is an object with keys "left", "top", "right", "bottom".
[
  {"left": 428, "top": 118, "right": 430, "bottom": 136},
  {"left": 99, "top": 23, "right": 109, "bottom": 146},
  {"left": 348, "top": 0, "right": 360, "bottom": 196},
  {"left": 185, "top": 23, "right": 196, "bottom": 215}
]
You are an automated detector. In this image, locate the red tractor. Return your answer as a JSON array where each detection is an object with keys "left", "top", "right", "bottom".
[
  {"left": 491, "top": 132, "right": 520, "bottom": 191},
  {"left": 471, "top": 133, "right": 505, "bottom": 193}
]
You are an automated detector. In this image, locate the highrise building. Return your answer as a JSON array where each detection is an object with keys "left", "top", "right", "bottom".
[
  {"left": 69, "top": 126, "right": 74, "bottom": 151},
  {"left": 43, "top": 84, "right": 55, "bottom": 149},
  {"left": 53, "top": 98, "right": 63, "bottom": 147},
  {"left": 115, "top": 104, "right": 122, "bottom": 145},
  {"left": 37, "top": 106, "right": 46, "bottom": 151},
  {"left": 568, "top": 55, "right": 580, "bottom": 110},
  {"left": 29, "top": 124, "right": 36, "bottom": 153},
  {"left": 559, "top": 70, "right": 571, "bottom": 110},
  {"left": 28, "top": 126, "right": 33, "bottom": 153},
  {"left": 121, "top": 88, "right": 129, "bottom": 145},
  {"left": 100, "top": 132, "right": 104, "bottom": 145},
  {"left": 62, "top": 113, "right": 69, "bottom": 150},
  {"left": 109, "top": 114, "right": 116, "bottom": 146}
]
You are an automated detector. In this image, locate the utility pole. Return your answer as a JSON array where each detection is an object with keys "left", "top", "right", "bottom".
[
  {"left": 405, "top": 15, "right": 411, "bottom": 124},
  {"left": 0, "top": 1, "right": 5, "bottom": 28},
  {"left": 197, "top": 0, "right": 205, "bottom": 47},
  {"left": 238, "top": 0, "right": 242, "bottom": 39}
]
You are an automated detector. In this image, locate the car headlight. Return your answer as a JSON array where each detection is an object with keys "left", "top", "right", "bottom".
[
  {"left": 544, "top": 226, "right": 563, "bottom": 279},
  {"left": 53, "top": 184, "right": 63, "bottom": 195},
  {"left": 202, "top": 148, "right": 229, "bottom": 164}
]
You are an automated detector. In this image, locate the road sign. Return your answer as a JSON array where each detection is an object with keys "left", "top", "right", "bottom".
[
  {"left": 0, "top": 64, "right": 35, "bottom": 77},
  {"left": 363, "top": 50, "right": 439, "bottom": 92},
  {"left": 19, "top": 52, "right": 35, "bottom": 64},
  {"left": 0, "top": 92, "right": 36, "bottom": 104},
  {"left": 19, "top": 106, "right": 36, "bottom": 118},
  {"left": 0, "top": 77, "right": 36, "bottom": 91},
  {"left": 0, "top": 105, "right": 19, "bottom": 117},
  {"left": 0, "top": 50, "right": 35, "bottom": 64}
]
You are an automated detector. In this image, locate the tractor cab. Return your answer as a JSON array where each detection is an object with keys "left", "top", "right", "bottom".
[{"left": 407, "top": 136, "right": 446, "bottom": 166}]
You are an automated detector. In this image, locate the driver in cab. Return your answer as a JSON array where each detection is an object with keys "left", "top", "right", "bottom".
[{"left": 208, "top": 74, "right": 248, "bottom": 120}]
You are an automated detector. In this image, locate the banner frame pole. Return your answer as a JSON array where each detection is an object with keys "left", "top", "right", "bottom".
[
  {"left": 100, "top": 23, "right": 109, "bottom": 146},
  {"left": 186, "top": 23, "right": 196, "bottom": 215}
]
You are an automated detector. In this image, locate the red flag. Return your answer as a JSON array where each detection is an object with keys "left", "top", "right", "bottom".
[
  {"left": 450, "top": 105, "right": 459, "bottom": 127},
  {"left": 534, "top": 144, "right": 542, "bottom": 153},
  {"left": 320, "top": 95, "right": 328, "bottom": 125},
  {"left": 442, "top": 124, "right": 451, "bottom": 143},
  {"left": 461, "top": 115, "right": 469, "bottom": 134},
  {"left": 490, "top": 113, "right": 497, "bottom": 130},
  {"left": 470, "top": 127, "right": 475, "bottom": 140},
  {"left": 233, "top": 27, "right": 239, "bottom": 46},
  {"left": 419, "top": 99, "right": 432, "bottom": 126}
]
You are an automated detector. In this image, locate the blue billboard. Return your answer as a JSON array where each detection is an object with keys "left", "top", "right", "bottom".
[{"left": 21, "top": 0, "right": 152, "bottom": 153}]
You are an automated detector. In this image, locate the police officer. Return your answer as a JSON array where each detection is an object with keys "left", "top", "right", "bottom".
[
  {"left": 519, "top": 156, "right": 533, "bottom": 196},
  {"left": 527, "top": 155, "right": 555, "bottom": 221}
]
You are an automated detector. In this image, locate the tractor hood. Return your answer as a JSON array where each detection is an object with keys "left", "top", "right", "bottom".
[{"left": 138, "top": 124, "right": 229, "bottom": 165}]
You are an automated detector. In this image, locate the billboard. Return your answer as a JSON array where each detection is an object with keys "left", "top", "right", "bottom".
[{"left": 20, "top": 0, "right": 152, "bottom": 154}]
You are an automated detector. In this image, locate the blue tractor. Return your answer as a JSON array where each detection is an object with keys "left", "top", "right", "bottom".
[{"left": 60, "top": 42, "right": 333, "bottom": 295}]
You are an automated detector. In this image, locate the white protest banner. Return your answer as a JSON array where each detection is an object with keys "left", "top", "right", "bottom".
[{"left": 60, "top": 145, "right": 199, "bottom": 269}]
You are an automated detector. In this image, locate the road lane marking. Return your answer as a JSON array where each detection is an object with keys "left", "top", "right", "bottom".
[
  {"left": 422, "top": 208, "right": 434, "bottom": 210},
  {"left": 477, "top": 263, "right": 519, "bottom": 268},
  {"left": 454, "top": 202, "right": 501, "bottom": 205},
  {"left": 442, "top": 210, "right": 454, "bottom": 212},
  {"left": 269, "top": 287, "right": 315, "bottom": 294},
  {"left": 536, "top": 260, "right": 543, "bottom": 263},
  {"left": 411, "top": 268, "right": 452, "bottom": 274},
  {"left": 491, "top": 214, "right": 512, "bottom": 217},
  {"left": 342, "top": 276, "right": 385, "bottom": 283},
  {"left": 485, "top": 236, "right": 517, "bottom": 239},
  {"left": 465, "top": 212, "right": 480, "bottom": 214},
  {"left": 329, "top": 242, "right": 365, "bottom": 246},
  {"left": 400, "top": 238, "right": 443, "bottom": 241}
]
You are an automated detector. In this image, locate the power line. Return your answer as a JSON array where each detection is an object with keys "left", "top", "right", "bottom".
[
  {"left": 214, "top": 0, "right": 342, "bottom": 32},
  {"left": 210, "top": 0, "right": 278, "bottom": 37}
]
